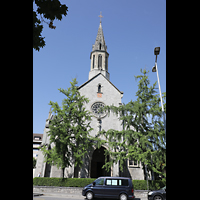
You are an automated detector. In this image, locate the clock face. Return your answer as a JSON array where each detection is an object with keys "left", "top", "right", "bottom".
[{"left": 91, "top": 102, "right": 106, "bottom": 118}]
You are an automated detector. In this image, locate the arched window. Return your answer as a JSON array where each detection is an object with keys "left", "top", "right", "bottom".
[
  {"left": 93, "top": 55, "right": 95, "bottom": 69},
  {"left": 98, "top": 84, "right": 101, "bottom": 93},
  {"left": 105, "top": 56, "right": 108, "bottom": 71},
  {"left": 99, "top": 43, "right": 101, "bottom": 50},
  {"left": 98, "top": 54, "right": 102, "bottom": 69}
]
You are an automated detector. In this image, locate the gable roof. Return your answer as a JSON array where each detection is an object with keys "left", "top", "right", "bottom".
[{"left": 78, "top": 73, "right": 123, "bottom": 94}]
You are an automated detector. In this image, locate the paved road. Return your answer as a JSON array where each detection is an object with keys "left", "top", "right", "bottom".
[{"left": 33, "top": 195, "right": 146, "bottom": 200}]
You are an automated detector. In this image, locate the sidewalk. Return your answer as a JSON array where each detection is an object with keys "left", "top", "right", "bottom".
[
  {"left": 33, "top": 186, "right": 148, "bottom": 199},
  {"left": 33, "top": 192, "right": 147, "bottom": 200},
  {"left": 33, "top": 192, "right": 83, "bottom": 198}
]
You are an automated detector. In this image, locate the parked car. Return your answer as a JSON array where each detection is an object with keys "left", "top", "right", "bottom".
[
  {"left": 148, "top": 186, "right": 166, "bottom": 200},
  {"left": 82, "top": 176, "right": 135, "bottom": 200}
]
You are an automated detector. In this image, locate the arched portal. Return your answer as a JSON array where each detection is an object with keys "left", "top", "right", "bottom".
[{"left": 90, "top": 146, "right": 111, "bottom": 178}]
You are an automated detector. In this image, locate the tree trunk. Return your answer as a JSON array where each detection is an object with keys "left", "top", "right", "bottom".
[
  {"left": 62, "top": 167, "right": 65, "bottom": 178},
  {"left": 74, "top": 165, "right": 79, "bottom": 178}
]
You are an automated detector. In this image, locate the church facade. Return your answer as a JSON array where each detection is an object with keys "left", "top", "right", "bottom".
[{"left": 34, "top": 20, "right": 145, "bottom": 180}]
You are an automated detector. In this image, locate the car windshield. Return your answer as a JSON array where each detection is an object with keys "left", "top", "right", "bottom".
[
  {"left": 95, "top": 178, "right": 104, "bottom": 185},
  {"left": 161, "top": 186, "right": 166, "bottom": 190}
]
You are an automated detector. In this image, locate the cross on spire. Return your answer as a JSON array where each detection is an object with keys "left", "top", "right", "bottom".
[{"left": 98, "top": 11, "right": 103, "bottom": 23}]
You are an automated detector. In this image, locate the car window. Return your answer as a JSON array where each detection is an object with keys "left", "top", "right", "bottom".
[
  {"left": 106, "top": 179, "right": 117, "bottom": 185},
  {"left": 105, "top": 179, "right": 129, "bottom": 186},
  {"left": 95, "top": 178, "right": 104, "bottom": 186},
  {"left": 112, "top": 180, "right": 118, "bottom": 185},
  {"left": 106, "top": 179, "right": 112, "bottom": 185},
  {"left": 119, "top": 179, "right": 128, "bottom": 186}
]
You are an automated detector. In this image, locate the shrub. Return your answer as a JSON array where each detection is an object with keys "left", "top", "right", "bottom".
[
  {"left": 132, "top": 180, "right": 147, "bottom": 190},
  {"left": 148, "top": 180, "right": 165, "bottom": 190},
  {"left": 132, "top": 180, "right": 166, "bottom": 190},
  {"left": 33, "top": 177, "right": 96, "bottom": 187}
]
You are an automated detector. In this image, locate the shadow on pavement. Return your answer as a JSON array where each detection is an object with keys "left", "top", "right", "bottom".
[{"left": 33, "top": 193, "right": 43, "bottom": 197}]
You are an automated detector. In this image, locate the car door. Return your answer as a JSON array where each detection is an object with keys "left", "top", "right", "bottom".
[
  {"left": 104, "top": 178, "right": 120, "bottom": 198},
  {"left": 92, "top": 178, "right": 105, "bottom": 198}
]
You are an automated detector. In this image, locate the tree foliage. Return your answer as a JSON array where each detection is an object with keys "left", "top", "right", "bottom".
[
  {"left": 33, "top": 0, "right": 68, "bottom": 51},
  {"left": 97, "top": 69, "right": 166, "bottom": 180},
  {"left": 40, "top": 78, "right": 93, "bottom": 178}
]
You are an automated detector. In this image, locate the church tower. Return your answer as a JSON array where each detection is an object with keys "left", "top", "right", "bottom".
[{"left": 89, "top": 20, "right": 110, "bottom": 80}]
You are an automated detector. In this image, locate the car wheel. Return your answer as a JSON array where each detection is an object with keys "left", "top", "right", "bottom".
[
  {"left": 120, "top": 193, "right": 127, "bottom": 200},
  {"left": 86, "top": 191, "right": 93, "bottom": 200},
  {"left": 153, "top": 195, "right": 163, "bottom": 200}
]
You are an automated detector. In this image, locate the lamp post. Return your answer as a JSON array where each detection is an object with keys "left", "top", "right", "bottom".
[{"left": 152, "top": 47, "right": 166, "bottom": 138}]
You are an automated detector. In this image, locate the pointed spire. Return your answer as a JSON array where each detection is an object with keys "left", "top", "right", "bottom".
[
  {"left": 47, "top": 107, "right": 52, "bottom": 119},
  {"left": 92, "top": 14, "right": 107, "bottom": 51}
]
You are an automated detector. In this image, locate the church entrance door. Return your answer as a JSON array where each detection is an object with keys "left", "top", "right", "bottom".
[{"left": 90, "top": 146, "right": 111, "bottom": 178}]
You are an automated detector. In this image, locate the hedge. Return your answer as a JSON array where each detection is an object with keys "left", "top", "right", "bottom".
[
  {"left": 132, "top": 180, "right": 166, "bottom": 190},
  {"left": 33, "top": 177, "right": 165, "bottom": 190},
  {"left": 33, "top": 177, "right": 96, "bottom": 187}
]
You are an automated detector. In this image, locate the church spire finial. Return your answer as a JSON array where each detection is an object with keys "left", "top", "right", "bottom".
[{"left": 98, "top": 11, "right": 103, "bottom": 23}]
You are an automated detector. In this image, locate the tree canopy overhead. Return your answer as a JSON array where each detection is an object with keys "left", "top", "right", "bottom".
[{"left": 33, "top": 0, "right": 68, "bottom": 51}]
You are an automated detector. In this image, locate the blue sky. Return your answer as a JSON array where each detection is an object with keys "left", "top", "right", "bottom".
[{"left": 33, "top": 0, "right": 166, "bottom": 134}]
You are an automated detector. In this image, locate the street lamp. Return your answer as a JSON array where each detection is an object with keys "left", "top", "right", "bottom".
[
  {"left": 152, "top": 47, "right": 166, "bottom": 138},
  {"left": 154, "top": 47, "right": 160, "bottom": 56},
  {"left": 152, "top": 47, "right": 160, "bottom": 72}
]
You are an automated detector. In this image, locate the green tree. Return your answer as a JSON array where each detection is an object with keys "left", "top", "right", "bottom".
[
  {"left": 97, "top": 69, "right": 166, "bottom": 180},
  {"left": 40, "top": 78, "right": 93, "bottom": 178},
  {"left": 33, "top": 0, "right": 68, "bottom": 51}
]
